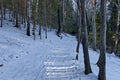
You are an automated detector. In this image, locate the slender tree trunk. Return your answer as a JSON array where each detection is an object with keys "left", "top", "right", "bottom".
[
  {"left": 0, "top": 0, "right": 3, "bottom": 27},
  {"left": 26, "top": 0, "right": 30, "bottom": 36},
  {"left": 32, "top": 0, "right": 36, "bottom": 40},
  {"left": 3, "top": 0, "right": 6, "bottom": 20},
  {"left": 39, "top": 25, "right": 42, "bottom": 39},
  {"left": 81, "top": 0, "right": 92, "bottom": 74},
  {"left": 32, "top": 23, "right": 36, "bottom": 40},
  {"left": 12, "top": 0, "right": 15, "bottom": 22},
  {"left": 76, "top": 0, "right": 81, "bottom": 60},
  {"left": 61, "top": 0, "right": 65, "bottom": 35},
  {"left": 31, "top": 0, "right": 37, "bottom": 40},
  {"left": 76, "top": 27, "right": 81, "bottom": 60},
  {"left": 114, "top": 0, "right": 120, "bottom": 55},
  {"left": 97, "top": 0, "right": 106, "bottom": 80},
  {"left": 37, "top": 0, "right": 42, "bottom": 39},
  {"left": 15, "top": 0, "right": 19, "bottom": 28},
  {"left": 57, "top": 0, "right": 62, "bottom": 37},
  {"left": 49, "top": 4, "right": 52, "bottom": 31},
  {"left": 26, "top": 16, "right": 30, "bottom": 36},
  {"left": 44, "top": 0, "right": 47, "bottom": 39},
  {"left": 8, "top": 3, "right": 10, "bottom": 20},
  {"left": 15, "top": 11, "right": 19, "bottom": 28},
  {"left": 20, "top": 0, "right": 23, "bottom": 24},
  {"left": 92, "top": 0, "right": 96, "bottom": 51},
  {"left": 21, "top": 0, "right": 27, "bottom": 26}
]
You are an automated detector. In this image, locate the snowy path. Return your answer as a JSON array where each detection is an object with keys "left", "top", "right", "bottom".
[
  {"left": 0, "top": 28, "right": 97, "bottom": 80},
  {"left": 0, "top": 47, "right": 80, "bottom": 80},
  {"left": 0, "top": 21, "right": 81, "bottom": 80},
  {"left": 0, "top": 25, "right": 80, "bottom": 80}
]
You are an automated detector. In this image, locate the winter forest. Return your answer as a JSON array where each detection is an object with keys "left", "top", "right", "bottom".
[{"left": 0, "top": 0, "right": 120, "bottom": 80}]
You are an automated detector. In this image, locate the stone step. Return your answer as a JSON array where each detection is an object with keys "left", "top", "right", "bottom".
[
  {"left": 44, "top": 60, "right": 75, "bottom": 67},
  {"left": 46, "top": 55, "right": 74, "bottom": 61},
  {"left": 44, "top": 71, "right": 79, "bottom": 79},
  {"left": 43, "top": 61, "right": 79, "bottom": 80},
  {"left": 45, "top": 65, "right": 77, "bottom": 72}
]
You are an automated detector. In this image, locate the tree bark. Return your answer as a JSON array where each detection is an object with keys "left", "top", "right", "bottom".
[
  {"left": 81, "top": 0, "right": 92, "bottom": 74},
  {"left": 26, "top": 0, "right": 30, "bottom": 36},
  {"left": 97, "top": 0, "right": 106, "bottom": 80},
  {"left": 26, "top": 16, "right": 30, "bottom": 36},
  {"left": 32, "top": 23, "right": 36, "bottom": 40},
  {"left": 114, "top": 0, "right": 120, "bottom": 55},
  {"left": 3, "top": 0, "right": 6, "bottom": 20},
  {"left": 12, "top": 0, "right": 15, "bottom": 22},
  {"left": 61, "top": 0, "right": 66, "bottom": 34},
  {"left": 15, "top": 0, "right": 19, "bottom": 28},
  {"left": 44, "top": 0, "right": 47, "bottom": 39},
  {"left": 57, "top": 0, "right": 62, "bottom": 37},
  {"left": 0, "top": 0, "right": 3, "bottom": 27},
  {"left": 92, "top": 0, "right": 96, "bottom": 51},
  {"left": 38, "top": 0, "right": 42, "bottom": 39},
  {"left": 76, "top": 0, "right": 82, "bottom": 60}
]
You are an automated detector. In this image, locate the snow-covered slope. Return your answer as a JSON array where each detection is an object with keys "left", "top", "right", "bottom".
[{"left": 0, "top": 20, "right": 120, "bottom": 80}]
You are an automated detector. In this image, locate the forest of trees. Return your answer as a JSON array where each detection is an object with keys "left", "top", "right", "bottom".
[{"left": 0, "top": 0, "right": 120, "bottom": 80}]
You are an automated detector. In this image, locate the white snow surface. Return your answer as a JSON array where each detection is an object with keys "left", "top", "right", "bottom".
[{"left": 0, "top": 20, "right": 120, "bottom": 80}]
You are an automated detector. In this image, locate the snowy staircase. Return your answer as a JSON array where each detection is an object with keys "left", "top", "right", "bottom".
[{"left": 42, "top": 49, "right": 79, "bottom": 80}]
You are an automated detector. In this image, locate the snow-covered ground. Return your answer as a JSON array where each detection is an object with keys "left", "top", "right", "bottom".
[{"left": 0, "top": 20, "right": 120, "bottom": 80}]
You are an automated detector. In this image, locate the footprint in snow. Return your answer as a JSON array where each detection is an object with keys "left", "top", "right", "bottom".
[{"left": 0, "top": 64, "right": 3, "bottom": 67}]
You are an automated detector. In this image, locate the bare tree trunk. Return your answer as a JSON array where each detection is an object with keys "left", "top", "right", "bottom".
[
  {"left": 61, "top": 0, "right": 66, "bottom": 35},
  {"left": 31, "top": 0, "right": 38, "bottom": 40},
  {"left": 39, "top": 25, "right": 42, "bottom": 39},
  {"left": 0, "top": 0, "right": 3, "bottom": 27},
  {"left": 32, "top": 23, "right": 36, "bottom": 40},
  {"left": 57, "top": 0, "right": 62, "bottom": 38},
  {"left": 81, "top": 0, "right": 92, "bottom": 74},
  {"left": 38, "top": 0, "right": 42, "bottom": 39},
  {"left": 26, "top": 0, "right": 30, "bottom": 36},
  {"left": 114, "top": 0, "right": 120, "bottom": 55},
  {"left": 15, "top": 0, "right": 19, "bottom": 28},
  {"left": 15, "top": 10, "right": 19, "bottom": 28},
  {"left": 76, "top": 0, "right": 82, "bottom": 60},
  {"left": 92, "top": 0, "right": 96, "bottom": 51},
  {"left": 49, "top": 4, "right": 52, "bottom": 31},
  {"left": 97, "top": 0, "right": 106, "bottom": 80},
  {"left": 44, "top": 0, "right": 47, "bottom": 39},
  {"left": 23, "top": 0, "right": 27, "bottom": 27},
  {"left": 76, "top": 27, "right": 81, "bottom": 60},
  {"left": 12, "top": 0, "right": 15, "bottom": 22},
  {"left": 26, "top": 16, "right": 30, "bottom": 36},
  {"left": 3, "top": 0, "right": 6, "bottom": 20}
]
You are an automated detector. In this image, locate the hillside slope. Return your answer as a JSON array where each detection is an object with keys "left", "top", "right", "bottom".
[{"left": 0, "top": 20, "right": 120, "bottom": 80}]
